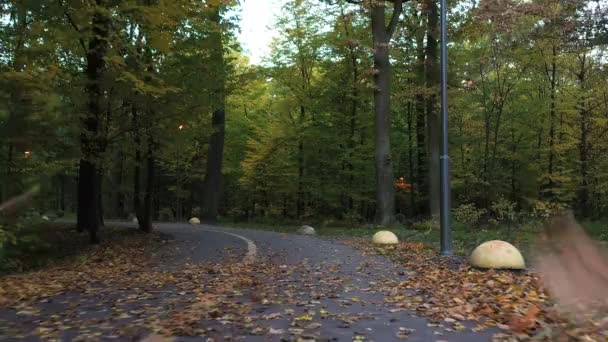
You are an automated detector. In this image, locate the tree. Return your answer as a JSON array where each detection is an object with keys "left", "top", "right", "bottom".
[
  {"left": 2, "top": 0, "right": 608, "bottom": 235},
  {"left": 343, "top": 0, "right": 404, "bottom": 225},
  {"left": 202, "top": 5, "right": 227, "bottom": 222},
  {"left": 75, "top": 0, "right": 111, "bottom": 243}
]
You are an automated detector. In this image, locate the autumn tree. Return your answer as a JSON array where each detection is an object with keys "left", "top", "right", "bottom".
[{"left": 340, "top": 0, "right": 405, "bottom": 224}]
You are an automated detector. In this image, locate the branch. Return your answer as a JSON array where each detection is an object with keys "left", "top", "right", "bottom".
[
  {"left": 63, "top": 9, "right": 88, "bottom": 54},
  {"left": 386, "top": 0, "right": 404, "bottom": 40}
]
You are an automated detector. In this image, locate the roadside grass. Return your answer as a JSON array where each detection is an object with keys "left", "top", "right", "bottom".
[
  {"left": 0, "top": 223, "right": 148, "bottom": 275},
  {"left": 222, "top": 219, "right": 607, "bottom": 257}
]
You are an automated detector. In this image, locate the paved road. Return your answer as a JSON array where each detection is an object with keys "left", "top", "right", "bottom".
[{"left": 0, "top": 223, "right": 499, "bottom": 341}]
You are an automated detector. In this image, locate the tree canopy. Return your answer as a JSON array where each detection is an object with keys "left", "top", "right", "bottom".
[{"left": 1, "top": 0, "right": 607, "bottom": 238}]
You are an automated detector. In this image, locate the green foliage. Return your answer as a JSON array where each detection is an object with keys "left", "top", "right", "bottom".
[
  {"left": 158, "top": 207, "right": 174, "bottom": 221},
  {"left": 0, "top": 216, "right": 51, "bottom": 273},
  {"left": 529, "top": 200, "right": 566, "bottom": 220},
  {"left": 490, "top": 197, "right": 518, "bottom": 224},
  {"left": 452, "top": 203, "right": 487, "bottom": 227},
  {"left": 1, "top": 0, "right": 607, "bottom": 236},
  {"left": 410, "top": 220, "right": 437, "bottom": 231}
]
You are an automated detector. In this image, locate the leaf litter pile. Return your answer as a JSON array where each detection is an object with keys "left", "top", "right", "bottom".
[{"left": 347, "top": 239, "right": 608, "bottom": 341}]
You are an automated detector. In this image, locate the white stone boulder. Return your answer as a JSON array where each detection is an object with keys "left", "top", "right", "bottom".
[
  {"left": 298, "top": 225, "right": 316, "bottom": 235},
  {"left": 372, "top": 230, "right": 399, "bottom": 245},
  {"left": 189, "top": 217, "right": 201, "bottom": 225},
  {"left": 470, "top": 240, "right": 525, "bottom": 270}
]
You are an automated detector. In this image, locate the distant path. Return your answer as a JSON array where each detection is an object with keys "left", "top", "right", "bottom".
[{"left": 0, "top": 222, "right": 499, "bottom": 341}]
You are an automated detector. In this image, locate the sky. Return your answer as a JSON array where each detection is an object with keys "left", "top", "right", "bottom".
[{"left": 237, "top": 0, "right": 284, "bottom": 65}]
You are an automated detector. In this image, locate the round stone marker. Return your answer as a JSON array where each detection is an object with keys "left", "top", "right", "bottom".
[
  {"left": 298, "top": 225, "right": 316, "bottom": 235},
  {"left": 372, "top": 230, "right": 399, "bottom": 245},
  {"left": 470, "top": 240, "right": 525, "bottom": 269}
]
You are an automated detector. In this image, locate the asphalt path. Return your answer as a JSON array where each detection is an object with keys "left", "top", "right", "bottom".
[{"left": 0, "top": 222, "right": 500, "bottom": 341}]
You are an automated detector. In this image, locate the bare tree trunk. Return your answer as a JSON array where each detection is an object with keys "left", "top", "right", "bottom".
[
  {"left": 140, "top": 136, "right": 155, "bottom": 232},
  {"left": 425, "top": 0, "right": 440, "bottom": 220},
  {"left": 544, "top": 44, "right": 558, "bottom": 199},
  {"left": 415, "top": 15, "right": 428, "bottom": 217},
  {"left": 576, "top": 53, "right": 591, "bottom": 217},
  {"left": 201, "top": 7, "right": 226, "bottom": 223},
  {"left": 4, "top": 4, "right": 27, "bottom": 202},
  {"left": 98, "top": 174, "right": 104, "bottom": 227},
  {"left": 340, "top": 8, "right": 359, "bottom": 213},
  {"left": 202, "top": 108, "right": 226, "bottom": 222},
  {"left": 407, "top": 101, "right": 416, "bottom": 216},
  {"left": 77, "top": 1, "right": 110, "bottom": 243},
  {"left": 348, "top": 59, "right": 358, "bottom": 211},
  {"left": 59, "top": 175, "right": 66, "bottom": 212},
  {"left": 297, "top": 136, "right": 305, "bottom": 218},
  {"left": 114, "top": 150, "right": 125, "bottom": 218},
  {"left": 370, "top": 0, "right": 401, "bottom": 225},
  {"left": 4, "top": 145, "right": 14, "bottom": 202},
  {"left": 132, "top": 105, "right": 142, "bottom": 222}
]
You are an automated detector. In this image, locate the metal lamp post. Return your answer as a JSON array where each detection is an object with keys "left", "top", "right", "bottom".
[{"left": 439, "top": 0, "right": 452, "bottom": 255}]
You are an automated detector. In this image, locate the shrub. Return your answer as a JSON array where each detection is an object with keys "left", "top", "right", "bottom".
[
  {"left": 159, "top": 207, "right": 174, "bottom": 221},
  {"left": 411, "top": 220, "right": 437, "bottom": 231},
  {"left": 452, "top": 203, "right": 486, "bottom": 227},
  {"left": 228, "top": 207, "right": 247, "bottom": 222},
  {"left": 530, "top": 200, "right": 566, "bottom": 219},
  {"left": 490, "top": 197, "right": 517, "bottom": 224},
  {"left": 0, "top": 217, "right": 52, "bottom": 273},
  {"left": 344, "top": 210, "right": 363, "bottom": 225},
  {"left": 394, "top": 213, "right": 407, "bottom": 224}
]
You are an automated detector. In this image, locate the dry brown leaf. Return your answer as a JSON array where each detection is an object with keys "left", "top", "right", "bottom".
[
  {"left": 508, "top": 304, "right": 539, "bottom": 333},
  {"left": 141, "top": 334, "right": 175, "bottom": 342}
]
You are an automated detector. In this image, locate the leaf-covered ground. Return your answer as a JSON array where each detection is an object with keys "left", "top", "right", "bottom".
[
  {"left": 0, "top": 224, "right": 492, "bottom": 341},
  {"left": 346, "top": 240, "right": 608, "bottom": 341},
  {"left": 1, "top": 224, "right": 605, "bottom": 341}
]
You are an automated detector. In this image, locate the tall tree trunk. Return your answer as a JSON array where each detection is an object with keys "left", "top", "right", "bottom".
[
  {"left": 114, "top": 150, "right": 125, "bottom": 218},
  {"left": 544, "top": 44, "right": 558, "bottom": 199},
  {"left": 98, "top": 174, "right": 104, "bottom": 227},
  {"left": 4, "top": 5, "right": 27, "bottom": 202},
  {"left": 77, "top": 1, "right": 109, "bottom": 243},
  {"left": 340, "top": 8, "right": 359, "bottom": 212},
  {"left": 202, "top": 108, "right": 226, "bottom": 222},
  {"left": 536, "top": 127, "right": 543, "bottom": 161},
  {"left": 425, "top": 0, "right": 440, "bottom": 220},
  {"left": 576, "top": 54, "right": 591, "bottom": 217},
  {"left": 415, "top": 14, "right": 428, "bottom": 217},
  {"left": 407, "top": 101, "right": 416, "bottom": 217},
  {"left": 370, "top": 0, "right": 401, "bottom": 225},
  {"left": 347, "top": 36, "right": 359, "bottom": 211},
  {"left": 140, "top": 137, "right": 155, "bottom": 232},
  {"left": 479, "top": 63, "right": 491, "bottom": 207},
  {"left": 510, "top": 128, "right": 518, "bottom": 202},
  {"left": 4, "top": 145, "right": 14, "bottom": 202},
  {"left": 297, "top": 105, "right": 305, "bottom": 219},
  {"left": 348, "top": 56, "right": 358, "bottom": 211},
  {"left": 201, "top": 7, "right": 226, "bottom": 223},
  {"left": 59, "top": 175, "right": 66, "bottom": 212},
  {"left": 133, "top": 105, "right": 142, "bottom": 222}
]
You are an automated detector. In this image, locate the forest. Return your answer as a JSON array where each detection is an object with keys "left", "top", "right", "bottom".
[{"left": 1, "top": 0, "right": 608, "bottom": 244}]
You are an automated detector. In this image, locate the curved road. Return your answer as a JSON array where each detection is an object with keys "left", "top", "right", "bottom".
[
  {"left": 0, "top": 223, "right": 499, "bottom": 341},
  {"left": 155, "top": 223, "right": 499, "bottom": 342}
]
